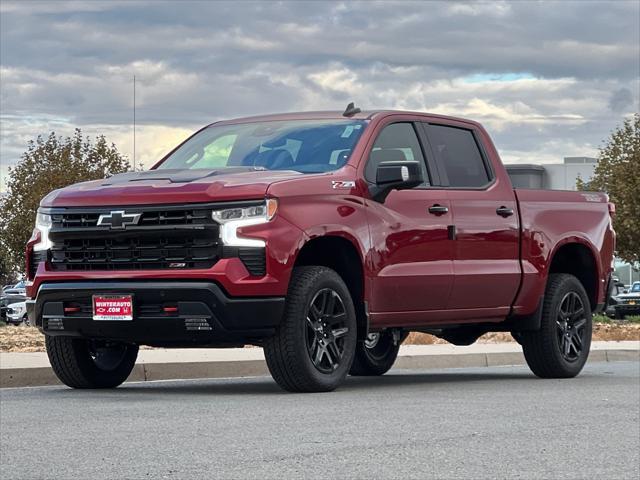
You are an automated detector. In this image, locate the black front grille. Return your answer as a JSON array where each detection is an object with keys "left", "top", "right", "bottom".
[
  {"left": 51, "top": 208, "right": 211, "bottom": 229},
  {"left": 47, "top": 205, "right": 220, "bottom": 272},
  {"left": 50, "top": 236, "right": 218, "bottom": 271}
]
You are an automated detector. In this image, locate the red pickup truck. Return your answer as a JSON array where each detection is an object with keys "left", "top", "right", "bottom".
[{"left": 26, "top": 107, "right": 616, "bottom": 392}]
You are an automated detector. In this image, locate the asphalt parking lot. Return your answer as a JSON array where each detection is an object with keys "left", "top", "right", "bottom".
[{"left": 1, "top": 361, "right": 638, "bottom": 479}]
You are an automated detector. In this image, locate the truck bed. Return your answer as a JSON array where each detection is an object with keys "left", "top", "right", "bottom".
[{"left": 513, "top": 188, "right": 615, "bottom": 315}]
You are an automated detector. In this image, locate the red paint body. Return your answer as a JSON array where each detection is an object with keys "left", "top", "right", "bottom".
[{"left": 30, "top": 111, "right": 615, "bottom": 330}]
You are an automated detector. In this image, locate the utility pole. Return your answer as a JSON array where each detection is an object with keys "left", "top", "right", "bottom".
[{"left": 133, "top": 75, "right": 136, "bottom": 171}]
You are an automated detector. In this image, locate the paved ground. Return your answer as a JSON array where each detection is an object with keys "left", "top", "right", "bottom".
[
  {"left": 1, "top": 361, "right": 639, "bottom": 479},
  {"left": 3, "top": 341, "right": 637, "bottom": 388}
]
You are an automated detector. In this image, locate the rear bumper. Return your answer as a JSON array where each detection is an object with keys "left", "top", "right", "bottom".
[{"left": 27, "top": 281, "right": 285, "bottom": 346}]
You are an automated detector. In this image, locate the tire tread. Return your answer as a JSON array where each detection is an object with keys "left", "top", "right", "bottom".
[
  {"left": 264, "top": 266, "right": 356, "bottom": 392},
  {"left": 46, "top": 336, "right": 138, "bottom": 389},
  {"left": 521, "top": 273, "right": 592, "bottom": 378}
]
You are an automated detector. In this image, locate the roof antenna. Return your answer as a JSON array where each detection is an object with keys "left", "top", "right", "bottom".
[
  {"left": 133, "top": 75, "right": 136, "bottom": 171},
  {"left": 342, "top": 102, "right": 361, "bottom": 117}
]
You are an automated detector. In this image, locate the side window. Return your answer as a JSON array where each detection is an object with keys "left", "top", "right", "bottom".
[
  {"left": 427, "top": 124, "right": 491, "bottom": 188},
  {"left": 365, "top": 123, "right": 429, "bottom": 185}
]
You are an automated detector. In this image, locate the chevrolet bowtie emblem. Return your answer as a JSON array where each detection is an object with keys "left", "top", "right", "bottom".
[{"left": 96, "top": 211, "right": 142, "bottom": 229}]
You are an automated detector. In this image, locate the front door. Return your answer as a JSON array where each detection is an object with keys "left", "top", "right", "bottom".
[{"left": 365, "top": 122, "right": 454, "bottom": 320}]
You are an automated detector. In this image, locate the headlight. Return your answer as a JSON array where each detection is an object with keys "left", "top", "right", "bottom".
[
  {"left": 33, "top": 211, "right": 53, "bottom": 251},
  {"left": 212, "top": 199, "right": 277, "bottom": 247},
  {"left": 12, "top": 304, "right": 25, "bottom": 314}
]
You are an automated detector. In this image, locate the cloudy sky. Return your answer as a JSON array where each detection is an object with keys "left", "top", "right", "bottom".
[{"left": 1, "top": 0, "right": 638, "bottom": 191}]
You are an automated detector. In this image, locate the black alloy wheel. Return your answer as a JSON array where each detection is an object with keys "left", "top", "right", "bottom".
[
  {"left": 305, "top": 288, "right": 350, "bottom": 373},
  {"left": 88, "top": 340, "right": 131, "bottom": 371},
  {"left": 349, "top": 329, "right": 402, "bottom": 376},
  {"left": 555, "top": 292, "right": 587, "bottom": 362}
]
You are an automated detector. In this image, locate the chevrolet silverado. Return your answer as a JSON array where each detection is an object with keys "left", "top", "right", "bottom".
[{"left": 26, "top": 106, "right": 616, "bottom": 392}]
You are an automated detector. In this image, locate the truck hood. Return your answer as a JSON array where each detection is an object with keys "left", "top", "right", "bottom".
[
  {"left": 617, "top": 292, "right": 640, "bottom": 300},
  {"left": 40, "top": 168, "right": 305, "bottom": 207}
]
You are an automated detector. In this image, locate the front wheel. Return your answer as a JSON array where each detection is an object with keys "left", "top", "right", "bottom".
[
  {"left": 521, "top": 274, "right": 592, "bottom": 378},
  {"left": 350, "top": 330, "right": 401, "bottom": 376},
  {"left": 264, "top": 266, "right": 357, "bottom": 392},
  {"left": 46, "top": 336, "right": 138, "bottom": 388}
]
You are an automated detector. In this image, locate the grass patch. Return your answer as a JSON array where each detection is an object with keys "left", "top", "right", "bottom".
[
  {"left": 593, "top": 314, "right": 640, "bottom": 325},
  {"left": 593, "top": 314, "right": 612, "bottom": 324},
  {"left": 0, "top": 320, "right": 6, "bottom": 328}
]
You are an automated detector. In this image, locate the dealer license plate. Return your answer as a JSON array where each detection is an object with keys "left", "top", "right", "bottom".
[
  {"left": 92, "top": 295, "right": 133, "bottom": 321},
  {"left": 629, "top": 301, "right": 636, "bottom": 305}
]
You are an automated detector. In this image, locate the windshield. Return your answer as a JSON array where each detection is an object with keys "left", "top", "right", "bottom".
[
  {"left": 157, "top": 120, "right": 367, "bottom": 174},
  {"left": 632, "top": 283, "right": 640, "bottom": 293}
]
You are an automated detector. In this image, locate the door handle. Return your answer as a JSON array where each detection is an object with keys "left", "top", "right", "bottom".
[
  {"left": 496, "top": 206, "right": 514, "bottom": 218},
  {"left": 428, "top": 204, "right": 449, "bottom": 215}
]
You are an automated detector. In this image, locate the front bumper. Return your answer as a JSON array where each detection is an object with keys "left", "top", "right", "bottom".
[
  {"left": 614, "top": 304, "right": 640, "bottom": 315},
  {"left": 27, "top": 281, "right": 285, "bottom": 346},
  {"left": 7, "top": 311, "right": 25, "bottom": 323}
]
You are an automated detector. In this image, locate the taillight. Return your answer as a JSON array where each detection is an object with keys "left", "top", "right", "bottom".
[{"left": 608, "top": 202, "right": 616, "bottom": 217}]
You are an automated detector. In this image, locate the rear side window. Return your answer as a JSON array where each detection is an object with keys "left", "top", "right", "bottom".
[
  {"left": 365, "top": 123, "right": 429, "bottom": 185},
  {"left": 427, "top": 124, "right": 490, "bottom": 188}
]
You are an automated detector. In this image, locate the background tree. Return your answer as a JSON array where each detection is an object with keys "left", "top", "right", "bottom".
[
  {"left": 577, "top": 114, "right": 639, "bottom": 264},
  {"left": 0, "top": 247, "right": 18, "bottom": 286},
  {"left": 0, "top": 129, "right": 130, "bottom": 274}
]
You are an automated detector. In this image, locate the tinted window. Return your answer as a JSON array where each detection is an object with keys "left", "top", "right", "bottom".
[
  {"left": 427, "top": 125, "right": 490, "bottom": 187},
  {"left": 158, "top": 120, "right": 367, "bottom": 174},
  {"left": 365, "top": 123, "right": 429, "bottom": 185}
]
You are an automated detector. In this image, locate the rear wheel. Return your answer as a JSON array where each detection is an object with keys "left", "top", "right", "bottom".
[
  {"left": 350, "top": 330, "right": 400, "bottom": 376},
  {"left": 521, "top": 274, "right": 592, "bottom": 378},
  {"left": 264, "top": 266, "right": 357, "bottom": 392},
  {"left": 46, "top": 336, "right": 138, "bottom": 388}
]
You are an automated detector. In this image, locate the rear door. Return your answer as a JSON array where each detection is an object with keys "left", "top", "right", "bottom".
[{"left": 422, "top": 122, "right": 520, "bottom": 317}]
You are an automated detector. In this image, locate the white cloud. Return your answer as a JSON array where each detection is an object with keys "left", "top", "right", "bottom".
[{"left": 0, "top": 0, "right": 638, "bottom": 194}]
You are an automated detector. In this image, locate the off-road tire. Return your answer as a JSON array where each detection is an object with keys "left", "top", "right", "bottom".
[
  {"left": 46, "top": 336, "right": 138, "bottom": 389},
  {"left": 521, "top": 273, "right": 592, "bottom": 378},
  {"left": 350, "top": 330, "right": 400, "bottom": 376},
  {"left": 263, "top": 266, "right": 357, "bottom": 392}
]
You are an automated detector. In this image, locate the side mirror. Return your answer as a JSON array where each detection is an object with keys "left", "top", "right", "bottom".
[
  {"left": 623, "top": 289, "right": 629, "bottom": 294},
  {"left": 370, "top": 161, "right": 423, "bottom": 202}
]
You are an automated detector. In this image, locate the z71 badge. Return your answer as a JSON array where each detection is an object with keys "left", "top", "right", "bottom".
[{"left": 331, "top": 181, "right": 356, "bottom": 189}]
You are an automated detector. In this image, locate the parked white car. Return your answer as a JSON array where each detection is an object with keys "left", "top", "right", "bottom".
[{"left": 6, "top": 301, "right": 28, "bottom": 325}]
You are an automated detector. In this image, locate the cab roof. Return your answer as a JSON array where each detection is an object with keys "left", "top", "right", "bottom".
[{"left": 209, "top": 110, "right": 481, "bottom": 128}]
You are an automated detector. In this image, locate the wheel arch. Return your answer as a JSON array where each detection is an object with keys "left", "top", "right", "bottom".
[
  {"left": 547, "top": 238, "right": 601, "bottom": 310},
  {"left": 293, "top": 235, "right": 368, "bottom": 340}
]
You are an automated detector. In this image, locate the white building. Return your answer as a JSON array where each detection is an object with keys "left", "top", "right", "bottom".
[{"left": 505, "top": 157, "right": 597, "bottom": 190}]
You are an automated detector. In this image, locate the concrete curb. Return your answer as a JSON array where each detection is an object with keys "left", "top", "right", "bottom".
[{"left": 2, "top": 347, "right": 638, "bottom": 389}]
